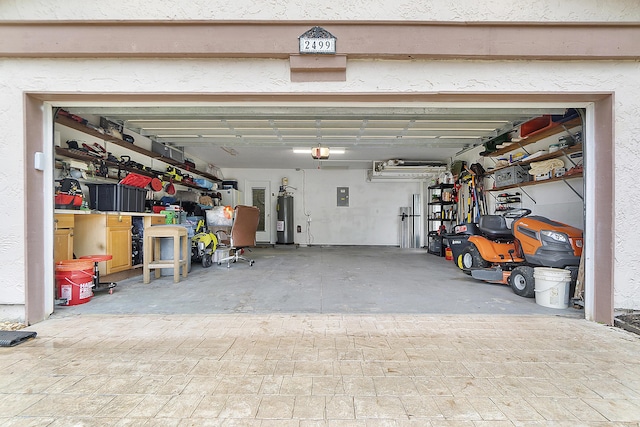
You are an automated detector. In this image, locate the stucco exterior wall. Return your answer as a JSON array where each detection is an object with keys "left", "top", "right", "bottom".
[
  {"left": 0, "top": 55, "right": 638, "bottom": 317},
  {"left": 1, "top": 0, "right": 639, "bottom": 21}
]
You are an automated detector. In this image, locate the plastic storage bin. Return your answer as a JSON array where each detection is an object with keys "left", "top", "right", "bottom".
[
  {"left": 194, "top": 178, "right": 214, "bottom": 189},
  {"left": 494, "top": 165, "right": 531, "bottom": 188},
  {"left": 87, "top": 184, "right": 146, "bottom": 213}
]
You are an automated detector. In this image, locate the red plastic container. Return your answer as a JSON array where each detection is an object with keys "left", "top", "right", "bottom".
[
  {"left": 445, "top": 247, "right": 453, "bottom": 261},
  {"left": 520, "top": 115, "right": 553, "bottom": 138},
  {"left": 54, "top": 194, "right": 82, "bottom": 209},
  {"left": 55, "top": 259, "right": 94, "bottom": 305}
]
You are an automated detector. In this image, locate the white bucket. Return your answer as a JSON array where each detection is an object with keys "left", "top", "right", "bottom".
[{"left": 534, "top": 267, "right": 571, "bottom": 309}]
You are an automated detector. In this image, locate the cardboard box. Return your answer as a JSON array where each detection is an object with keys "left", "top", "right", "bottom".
[
  {"left": 151, "top": 141, "right": 184, "bottom": 163},
  {"left": 534, "top": 171, "right": 552, "bottom": 181}
]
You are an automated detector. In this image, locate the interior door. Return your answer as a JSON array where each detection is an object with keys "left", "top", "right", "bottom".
[{"left": 246, "top": 181, "right": 271, "bottom": 243}]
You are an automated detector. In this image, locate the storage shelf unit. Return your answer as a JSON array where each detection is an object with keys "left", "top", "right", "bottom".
[
  {"left": 484, "top": 115, "right": 584, "bottom": 202},
  {"left": 427, "top": 183, "right": 456, "bottom": 256},
  {"left": 486, "top": 172, "right": 583, "bottom": 192},
  {"left": 487, "top": 117, "right": 581, "bottom": 158},
  {"left": 487, "top": 144, "right": 583, "bottom": 175},
  {"left": 55, "top": 115, "right": 222, "bottom": 185}
]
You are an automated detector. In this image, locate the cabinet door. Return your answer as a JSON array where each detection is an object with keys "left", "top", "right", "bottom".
[
  {"left": 151, "top": 216, "right": 166, "bottom": 225},
  {"left": 54, "top": 229, "right": 74, "bottom": 263},
  {"left": 106, "top": 227, "right": 132, "bottom": 274}
]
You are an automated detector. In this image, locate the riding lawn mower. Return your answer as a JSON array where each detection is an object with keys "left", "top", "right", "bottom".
[{"left": 456, "top": 209, "right": 583, "bottom": 298}]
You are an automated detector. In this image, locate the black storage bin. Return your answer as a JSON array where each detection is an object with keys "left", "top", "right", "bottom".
[
  {"left": 120, "top": 185, "right": 147, "bottom": 212},
  {"left": 428, "top": 232, "right": 444, "bottom": 256},
  {"left": 87, "top": 184, "right": 146, "bottom": 213},
  {"left": 222, "top": 180, "right": 238, "bottom": 190}
]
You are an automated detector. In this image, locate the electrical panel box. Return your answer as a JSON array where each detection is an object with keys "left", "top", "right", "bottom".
[{"left": 337, "top": 187, "right": 349, "bottom": 207}]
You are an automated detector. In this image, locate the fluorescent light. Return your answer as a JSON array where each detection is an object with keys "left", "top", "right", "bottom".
[
  {"left": 437, "top": 136, "right": 482, "bottom": 139},
  {"left": 293, "top": 147, "right": 345, "bottom": 154}
]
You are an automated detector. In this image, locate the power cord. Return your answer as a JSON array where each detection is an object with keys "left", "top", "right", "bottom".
[{"left": 300, "top": 169, "right": 314, "bottom": 245}]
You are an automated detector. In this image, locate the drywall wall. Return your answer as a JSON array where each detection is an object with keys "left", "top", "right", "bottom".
[{"left": 223, "top": 167, "right": 423, "bottom": 246}]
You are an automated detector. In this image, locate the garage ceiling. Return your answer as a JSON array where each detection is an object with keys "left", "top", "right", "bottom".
[{"left": 67, "top": 105, "right": 563, "bottom": 170}]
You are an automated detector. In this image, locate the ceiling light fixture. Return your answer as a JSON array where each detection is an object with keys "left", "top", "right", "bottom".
[
  {"left": 293, "top": 147, "right": 345, "bottom": 155},
  {"left": 311, "top": 145, "right": 330, "bottom": 160}
]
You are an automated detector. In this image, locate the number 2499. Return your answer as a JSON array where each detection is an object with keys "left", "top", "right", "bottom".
[{"left": 300, "top": 38, "right": 335, "bottom": 53}]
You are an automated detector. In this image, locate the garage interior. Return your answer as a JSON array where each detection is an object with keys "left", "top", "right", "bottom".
[{"left": 51, "top": 100, "right": 587, "bottom": 318}]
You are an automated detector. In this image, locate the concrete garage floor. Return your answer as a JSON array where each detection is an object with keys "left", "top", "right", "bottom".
[
  {"left": 53, "top": 246, "right": 584, "bottom": 317},
  {"left": 7, "top": 247, "right": 640, "bottom": 425}
]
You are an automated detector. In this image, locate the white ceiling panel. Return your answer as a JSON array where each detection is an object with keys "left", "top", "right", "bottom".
[{"left": 65, "top": 105, "right": 568, "bottom": 170}]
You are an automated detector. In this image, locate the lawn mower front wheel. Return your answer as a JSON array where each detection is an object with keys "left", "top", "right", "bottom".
[
  {"left": 459, "top": 244, "right": 490, "bottom": 273},
  {"left": 509, "top": 265, "right": 535, "bottom": 298}
]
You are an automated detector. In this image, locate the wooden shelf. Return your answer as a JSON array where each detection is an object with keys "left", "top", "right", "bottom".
[
  {"left": 487, "top": 144, "right": 583, "bottom": 175},
  {"left": 55, "top": 147, "right": 213, "bottom": 191},
  {"left": 55, "top": 147, "right": 158, "bottom": 177},
  {"left": 56, "top": 115, "right": 163, "bottom": 158},
  {"left": 428, "top": 183, "right": 454, "bottom": 190},
  {"left": 487, "top": 117, "right": 582, "bottom": 158},
  {"left": 55, "top": 115, "right": 222, "bottom": 184},
  {"left": 487, "top": 172, "right": 583, "bottom": 192}
]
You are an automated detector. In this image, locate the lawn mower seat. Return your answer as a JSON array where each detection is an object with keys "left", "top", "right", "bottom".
[{"left": 478, "top": 215, "right": 514, "bottom": 240}]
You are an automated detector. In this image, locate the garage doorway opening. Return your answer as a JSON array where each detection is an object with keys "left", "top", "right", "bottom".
[{"left": 24, "top": 92, "right": 613, "bottom": 325}]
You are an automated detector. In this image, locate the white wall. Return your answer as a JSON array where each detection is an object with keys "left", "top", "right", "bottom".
[{"left": 223, "top": 168, "right": 422, "bottom": 246}]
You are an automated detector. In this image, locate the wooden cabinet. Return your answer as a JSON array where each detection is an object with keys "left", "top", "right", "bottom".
[
  {"left": 150, "top": 215, "right": 166, "bottom": 225},
  {"left": 74, "top": 214, "right": 132, "bottom": 275},
  {"left": 54, "top": 214, "right": 74, "bottom": 263}
]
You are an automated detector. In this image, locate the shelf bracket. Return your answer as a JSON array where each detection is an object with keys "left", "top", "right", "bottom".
[
  {"left": 561, "top": 178, "right": 584, "bottom": 201},
  {"left": 515, "top": 185, "right": 536, "bottom": 204},
  {"left": 562, "top": 146, "right": 583, "bottom": 168},
  {"left": 488, "top": 175, "right": 536, "bottom": 204},
  {"left": 511, "top": 140, "right": 532, "bottom": 158}
]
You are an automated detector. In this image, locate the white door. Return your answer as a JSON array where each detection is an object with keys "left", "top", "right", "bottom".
[{"left": 246, "top": 180, "right": 272, "bottom": 243}]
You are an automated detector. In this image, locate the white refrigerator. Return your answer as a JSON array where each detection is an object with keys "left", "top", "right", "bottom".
[{"left": 220, "top": 188, "right": 243, "bottom": 207}]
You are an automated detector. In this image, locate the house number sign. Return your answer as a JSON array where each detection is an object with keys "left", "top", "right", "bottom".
[{"left": 299, "top": 26, "right": 337, "bottom": 54}]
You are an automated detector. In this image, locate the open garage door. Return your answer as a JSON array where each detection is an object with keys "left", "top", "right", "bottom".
[{"left": 22, "top": 93, "right": 611, "bottom": 324}]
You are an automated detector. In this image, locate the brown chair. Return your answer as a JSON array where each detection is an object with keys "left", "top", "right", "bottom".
[{"left": 217, "top": 205, "right": 260, "bottom": 268}]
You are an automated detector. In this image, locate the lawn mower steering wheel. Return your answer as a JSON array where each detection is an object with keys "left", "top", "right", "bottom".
[{"left": 503, "top": 208, "right": 532, "bottom": 219}]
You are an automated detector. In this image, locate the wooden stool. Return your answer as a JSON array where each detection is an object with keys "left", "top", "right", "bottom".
[
  {"left": 79, "top": 254, "right": 117, "bottom": 294},
  {"left": 143, "top": 225, "right": 189, "bottom": 284}
]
